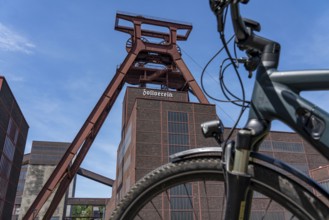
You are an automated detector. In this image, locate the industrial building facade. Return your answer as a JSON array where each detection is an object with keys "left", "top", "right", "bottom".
[
  {"left": 14, "top": 140, "right": 107, "bottom": 220},
  {"left": 106, "top": 87, "right": 329, "bottom": 219},
  {"left": 18, "top": 141, "right": 73, "bottom": 220},
  {"left": 0, "top": 76, "right": 29, "bottom": 219},
  {"left": 112, "top": 87, "right": 218, "bottom": 202}
]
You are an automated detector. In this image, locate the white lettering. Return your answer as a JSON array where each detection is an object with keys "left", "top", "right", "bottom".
[{"left": 142, "top": 89, "right": 173, "bottom": 98}]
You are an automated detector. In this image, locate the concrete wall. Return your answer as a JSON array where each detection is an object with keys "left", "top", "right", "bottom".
[{"left": 19, "top": 165, "right": 65, "bottom": 220}]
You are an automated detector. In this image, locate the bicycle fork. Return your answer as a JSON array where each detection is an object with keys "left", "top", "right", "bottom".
[{"left": 223, "top": 121, "right": 269, "bottom": 220}]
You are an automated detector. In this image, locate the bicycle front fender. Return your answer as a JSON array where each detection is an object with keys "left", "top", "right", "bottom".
[{"left": 169, "top": 147, "right": 222, "bottom": 162}]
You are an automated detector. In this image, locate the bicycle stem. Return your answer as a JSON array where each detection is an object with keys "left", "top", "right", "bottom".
[{"left": 230, "top": 2, "right": 281, "bottom": 70}]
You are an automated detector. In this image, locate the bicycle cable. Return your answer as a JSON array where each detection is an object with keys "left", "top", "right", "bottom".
[
  {"left": 200, "top": 35, "right": 239, "bottom": 104},
  {"left": 201, "top": 5, "right": 251, "bottom": 142},
  {"left": 219, "top": 59, "right": 249, "bottom": 106}
]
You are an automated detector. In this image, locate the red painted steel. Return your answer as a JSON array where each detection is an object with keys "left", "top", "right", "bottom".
[{"left": 23, "top": 11, "right": 209, "bottom": 220}]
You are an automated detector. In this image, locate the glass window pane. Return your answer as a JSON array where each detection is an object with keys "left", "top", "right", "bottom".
[
  {"left": 272, "top": 141, "right": 304, "bottom": 152},
  {"left": 4, "top": 136, "right": 15, "bottom": 161},
  {"left": 169, "top": 145, "right": 189, "bottom": 155},
  {"left": 259, "top": 140, "right": 272, "bottom": 151},
  {"left": 7, "top": 117, "right": 18, "bottom": 144},
  {"left": 0, "top": 155, "right": 12, "bottom": 178},
  {"left": 171, "top": 211, "right": 193, "bottom": 220},
  {"left": 170, "top": 184, "right": 192, "bottom": 196}
]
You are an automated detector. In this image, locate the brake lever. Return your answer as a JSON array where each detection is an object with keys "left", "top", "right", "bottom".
[
  {"left": 209, "top": 0, "right": 231, "bottom": 32},
  {"left": 236, "top": 49, "right": 260, "bottom": 78}
]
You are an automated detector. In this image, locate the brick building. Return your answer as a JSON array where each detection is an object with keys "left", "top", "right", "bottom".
[
  {"left": 0, "top": 76, "right": 29, "bottom": 219},
  {"left": 113, "top": 87, "right": 218, "bottom": 202},
  {"left": 105, "top": 87, "right": 218, "bottom": 217},
  {"left": 106, "top": 87, "right": 329, "bottom": 219}
]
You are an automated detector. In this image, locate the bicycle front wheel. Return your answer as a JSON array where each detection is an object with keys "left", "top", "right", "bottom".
[{"left": 110, "top": 157, "right": 329, "bottom": 220}]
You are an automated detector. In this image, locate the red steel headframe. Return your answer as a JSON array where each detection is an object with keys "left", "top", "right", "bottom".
[{"left": 23, "top": 11, "right": 208, "bottom": 220}]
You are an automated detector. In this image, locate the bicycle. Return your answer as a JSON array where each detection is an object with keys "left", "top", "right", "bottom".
[{"left": 110, "top": 0, "right": 329, "bottom": 219}]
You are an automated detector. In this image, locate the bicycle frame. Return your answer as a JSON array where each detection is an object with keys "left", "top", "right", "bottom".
[{"left": 245, "top": 68, "right": 329, "bottom": 159}]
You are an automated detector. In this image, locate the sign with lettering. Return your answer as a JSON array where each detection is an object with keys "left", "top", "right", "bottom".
[{"left": 142, "top": 89, "right": 173, "bottom": 98}]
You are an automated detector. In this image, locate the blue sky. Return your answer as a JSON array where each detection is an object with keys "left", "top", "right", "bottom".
[{"left": 1, "top": 1, "right": 329, "bottom": 198}]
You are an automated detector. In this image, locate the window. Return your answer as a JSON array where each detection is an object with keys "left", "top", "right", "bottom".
[
  {"left": 118, "top": 123, "right": 132, "bottom": 164},
  {"left": 116, "top": 122, "right": 132, "bottom": 199},
  {"left": 171, "top": 211, "right": 193, "bottom": 219},
  {"left": 259, "top": 140, "right": 272, "bottom": 151},
  {"left": 168, "top": 112, "right": 193, "bottom": 218},
  {"left": 168, "top": 134, "right": 189, "bottom": 145},
  {"left": 0, "top": 155, "right": 12, "bottom": 178},
  {"left": 4, "top": 136, "right": 15, "bottom": 161},
  {"left": 272, "top": 141, "right": 304, "bottom": 152},
  {"left": 7, "top": 117, "right": 18, "bottom": 144},
  {"left": 168, "top": 111, "right": 188, "bottom": 122},
  {"left": 168, "top": 111, "right": 189, "bottom": 155},
  {"left": 170, "top": 184, "right": 192, "bottom": 196},
  {"left": 169, "top": 145, "right": 189, "bottom": 156},
  {"left": 168, "top": 122, "right": 188, "bottom": 133}
]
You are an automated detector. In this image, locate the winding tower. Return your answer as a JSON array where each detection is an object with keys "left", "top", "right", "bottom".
[{"left": 23, "top": 12, "right": 208, "bottom": 219}]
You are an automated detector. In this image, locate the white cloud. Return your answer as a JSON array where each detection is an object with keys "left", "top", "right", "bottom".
[{"left": 0, "top": 22, "right": 35, "bottom": 54}]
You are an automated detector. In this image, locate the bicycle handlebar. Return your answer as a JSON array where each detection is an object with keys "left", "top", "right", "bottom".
[
  {"left": 230, "top": 1, "right": 249, "bottom": 42},
  {"left": 209, "top": 0, "right": 249, "bottom": 38},
  {"left": 210, "top": 0, "right": 281, "bottom": 69}
]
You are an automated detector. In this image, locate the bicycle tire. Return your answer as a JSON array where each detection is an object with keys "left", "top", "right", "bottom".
[{"left": 110, "top": 157, "right": 329, "bottom": 220}]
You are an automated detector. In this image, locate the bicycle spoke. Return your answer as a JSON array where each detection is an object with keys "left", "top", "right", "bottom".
[
  {"left": 221, "top": 181, "right": 226, "bottom": 220},
  {"left": 150, "top": 199, "right": 163, "bottom": 220},
  {"left": 183, "top": 183, "right": 199, "bottom": 220},
  {"left": 202, "top": 179, "right": 211, "bottom": 219},
  {"left": 261, "top": 198, "right": 273, "bottom": 220}
]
